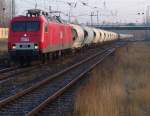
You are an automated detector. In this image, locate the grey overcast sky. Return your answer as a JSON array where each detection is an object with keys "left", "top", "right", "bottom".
[{"left": 15, "top": 0, "right": 150, "bottom": 24}]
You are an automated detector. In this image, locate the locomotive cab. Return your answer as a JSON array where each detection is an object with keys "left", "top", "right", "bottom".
[
  {"left": 8, "top": 9, "right": 73, "bottom": 65},
  {"left": 8, "top": 9, "right": 46, "bottom": 64}
]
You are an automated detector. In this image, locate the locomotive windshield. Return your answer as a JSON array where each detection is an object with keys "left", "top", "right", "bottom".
[{"left": 12, "top": 21, "right": 40, "bottom": 32}]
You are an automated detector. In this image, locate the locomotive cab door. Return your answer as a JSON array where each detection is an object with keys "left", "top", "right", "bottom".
[
  {"left": 59, "top": 25, "right": 64, "bottom": 50},
  {"left": 44, "top": 21, "right": 49, "bottom": 46}
]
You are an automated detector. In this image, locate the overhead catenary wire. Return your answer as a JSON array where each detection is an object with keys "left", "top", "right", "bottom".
[{"left": 14, "top": 0, "right": 149, "bottom": 24}]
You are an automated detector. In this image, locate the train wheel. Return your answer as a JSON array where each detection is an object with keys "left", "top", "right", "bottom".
[
  {"left": 61, "top": 51, "right": 64, "bottom": 57},
  {"left": 19, "top": 56, "right": 24, "bottom": 67},
  {"left": 62, "top": 50, "right": 68, "bottom": 57},
  {"left": 41, "top": 54, "right": 46, "bottom": 64},
  {"left": 59, "top": 51, "right": 62, "bottom": 57},
  {"left": 71, "top": 49, "right": 74, "bottom": 54},
  {"left": 52, "top": 52, "right": 56, "bottom": 60},
  {"left": 56, "top": 51, "right": 59, "bottom": 59},
  {"left": 26, "top": 57, "right": 31, "bottom": 66},
  {"left": 46, "top": 53, "right": 50, "bottom": 61}
]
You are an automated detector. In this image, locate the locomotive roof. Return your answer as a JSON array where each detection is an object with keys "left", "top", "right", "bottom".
[
  {"left": 11, "top": 9, "right": 67, "bottom": 24},
  {"left": 12, "top": 15, "right": 66, "bottom": 24},
  {"left": 26, "top": 9, "right": 48, "bottom": 17}
]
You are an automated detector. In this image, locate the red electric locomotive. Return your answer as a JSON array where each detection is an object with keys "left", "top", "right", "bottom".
[{"left": 8, "top": 9, "right": 73, "bottom": 64}]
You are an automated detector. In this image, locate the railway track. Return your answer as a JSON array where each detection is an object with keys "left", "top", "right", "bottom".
[
  {"left": 0, "top": 46, "right": 107, "bottom": 102},
  {"left": 0, "top": 46, "right": 104, "bottom": 83},
  {"left": 0, "top": 47, "right": 115, "bottom": 116},
  {"left": 0, "top": 66, "right": 18, "bottom": 74},
  {"left": 0, "top": 64, "right": 43, "bottom": 82},
  {"left": 0, "top": 40, "right": 123, "bottom": 77}
]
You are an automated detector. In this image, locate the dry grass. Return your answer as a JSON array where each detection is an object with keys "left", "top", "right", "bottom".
[
  {"left": 0, "top": 40, "right": 7, "bottom": 52},
  {"left": 73, "top": 42, "right": 150, "bottom": 116},
  {"left": 0, "top": 40, "right": 8, "bottom": 59}
]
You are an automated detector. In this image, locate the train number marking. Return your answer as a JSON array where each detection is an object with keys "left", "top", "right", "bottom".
[{"left": 20, "top": 37, "right": 30, "bottom": 42}]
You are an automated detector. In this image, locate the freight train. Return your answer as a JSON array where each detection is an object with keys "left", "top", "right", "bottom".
[{"left": 8, "top": 9, "right": 133, "bottom": 65}]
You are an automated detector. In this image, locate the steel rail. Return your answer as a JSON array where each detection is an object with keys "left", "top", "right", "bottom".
[
  {"left": 0, "top": 64, "right": 42, "bottom": 82},
  {"left": 0, "top": 48, "right": 110, "bottom": 108},
  {"left": 27, "top": 48, "right": 115, "bottom": 116},
  {"left": 0, "top": 66, "right": 18, "bottom": 74},
  {"left": 0, "top": 47, "right": 99, "bottom": 82}
]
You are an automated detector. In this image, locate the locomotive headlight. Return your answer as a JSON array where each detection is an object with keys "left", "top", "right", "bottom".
[
  {"left": 34, "top": 44, "right": 39, "bottom": 49},
  {"left": 12, "top": 44, "right": 16, "bottom": 49}
]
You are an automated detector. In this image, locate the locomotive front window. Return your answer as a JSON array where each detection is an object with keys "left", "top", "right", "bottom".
[
  {"left": 26, "top": 21, "right": 40, "bottom": 31},
  {"left": 12, "top": 22, "right": 26, "bottom": 32},
  {"left": 12, "top": 21, "right": 40, "bottom": 32}
]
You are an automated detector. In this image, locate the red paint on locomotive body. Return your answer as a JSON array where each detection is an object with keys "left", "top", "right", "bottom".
[
  {"left": 42, "top": 21, "right": 73, "bottom": 53},
  {"left": 8, "top": 16, "right": 44, "bottom": 50},
  {"left": 8, "top": 12, "right": 73, "bottom": 62}
]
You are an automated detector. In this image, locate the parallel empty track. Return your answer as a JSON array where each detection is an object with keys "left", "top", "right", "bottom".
[
  {"left": 0, "top": 67, "right": 18, "bottom": 73},
  {"left": 0, "top": 64, "right": 43, "bottom": 82},
  {"left": 0, "top": 46, "right": 107, "bottom": 101}
]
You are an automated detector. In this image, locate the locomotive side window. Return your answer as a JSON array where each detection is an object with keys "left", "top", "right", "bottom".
[{"left": 12, "top": 21, "right": 40, "bottom": 32}]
